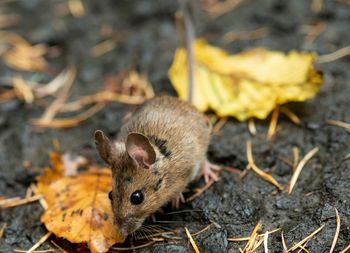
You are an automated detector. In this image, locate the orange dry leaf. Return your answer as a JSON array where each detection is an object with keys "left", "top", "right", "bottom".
[{"left": 37, "top": 149, "right": 125, "bottom": 253}]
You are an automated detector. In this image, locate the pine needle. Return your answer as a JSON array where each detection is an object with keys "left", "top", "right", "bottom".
[
  {"left": 327, "top": 120, "right": 350, "bottom": 133},
  {"left": 248, "top": 118, "right": 256, "bottom": 135},
  {"left": 286, "top": 224, "right": 325, "bottom": 252},
  {"left": 340, "top": 243, "right": 350, "bottom": 253},
  {"left": 0, "top": 223, "right": 7, "bottom": 239},
  {"left": 264, "top": 231, "right": 269, "bottom": 253},
  {"left": 111, "top": 241, "right": 156, "bottom": 251},
  {"left": 267, "top": 106, "right": 279, "bottom": 140},
  {"left": 329, "top": 208, "right": 340, "bottom": 253},
  {"left": 0, "top": 195, "right": 42, "bottom": 208},
  {"left": 243, "top": 222, "right": 261, "bottom": 252},
  {"left": 246, "top": 140, "right": 283, "bottom": 190},
  {"left": 317, "top": 45, "right": 350, "bottom": 64},
  {"left": 91, "top": 39, "right": 116, "bottom": 57},
  {"left": 280, "top": 107, "right": 301, "bottom": 125},
  {"left": 288, "top": 147, "right": 319, "bottom": 194},
  {"left": 186, "top": 179, "right": 215, "bottom": 202},
  {"left": 25, "top": 231, "right": 53, "bottom": 253},
  {"left": 50, "top": 241, "right": 68, "bottom": 253},
  {"left": 185, "top": 227, "right": 200, "bottom": 253},
  {"left": 281, "top": 231, "right": 288, "bottom": 252}
]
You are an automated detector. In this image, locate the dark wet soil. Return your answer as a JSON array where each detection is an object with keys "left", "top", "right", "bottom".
[{"left": 1, "top": 0, "right": 350, "bottom": 252}]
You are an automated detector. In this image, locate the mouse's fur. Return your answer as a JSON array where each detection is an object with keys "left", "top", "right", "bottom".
[{"left": 95, "top": 96, "right": 211, "bottom": 236}]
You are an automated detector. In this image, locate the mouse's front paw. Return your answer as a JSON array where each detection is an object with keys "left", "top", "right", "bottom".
[{"left": 199, "top": 160, "right": 221, "bottom": 183}]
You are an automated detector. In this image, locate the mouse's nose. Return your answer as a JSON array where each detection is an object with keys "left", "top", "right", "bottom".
[{"left": 116, "top": 218, "right": 137, "bottom": 236}]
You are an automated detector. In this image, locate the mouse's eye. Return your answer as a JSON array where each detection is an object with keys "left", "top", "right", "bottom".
[
  {"left": 108, "top": 191, "right": 113, "bottom": 200},
  {"left": 130, "top": 190, "right": 144, "bottom": 205}
]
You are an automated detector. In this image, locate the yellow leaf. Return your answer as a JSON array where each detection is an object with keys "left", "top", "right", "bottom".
[
  {"left": 37, "top": 151, "right": 125, "bottom": 253},
  {"left": 168, "top": 39, "right": 322, "bottom": 121}
]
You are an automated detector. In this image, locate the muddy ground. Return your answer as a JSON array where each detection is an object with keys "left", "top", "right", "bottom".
[{"left": 0, "top": 0, "right": 350, "bottom": 252}]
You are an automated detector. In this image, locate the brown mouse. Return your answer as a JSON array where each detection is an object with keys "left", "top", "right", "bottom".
[{"left": 95, "top": 96, "right": 219, "bottom": 236}]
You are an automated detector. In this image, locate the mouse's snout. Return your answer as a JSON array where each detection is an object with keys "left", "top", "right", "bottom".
[{"left": 115, "top": 217, "right": 142, "bottom": 236}]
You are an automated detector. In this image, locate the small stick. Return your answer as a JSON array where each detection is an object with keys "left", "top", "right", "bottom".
[
  {"left": 288, "top": 147, "right": 319, "bottom": 194},
  {"left": 246, "top": 141, "right": 283, "bottom": 190},
  {"left": 185, "top": 227, "right": 200, "bottom": 253},
  {"left": 248, "top": 118, "right": 256, "bottom": 135},
  {"left": 50, "top": 240, "right": 68, "bottom": 253},
  {"left": 112, "top": 241, "right": 156, "bottom": 251},
  {"left": 292, "top": 147, "right": 300, "bottom": 171},
  {"left": 317, "top": 45, "right": 350, "bottom": 64},
  {"left": 280, "top": 107, "right": 301, "bottom": 125},
  {"left": 180, "top": 0, "right": 195, "bottom": 103},
  {"left": 0, "top": 223, "right": 7, "bottom": 239},
  {"left": 327, "top": 120, "right": 350, "bottom": 133},
  {"left": 186, "top": 179, "right": 215, "bottom": 202},
  {"left": 264, "top": 231, "right": 269, "bottom": 253},
  {"left": 0, "top": 195, "right": 42, "bottom": 208},
  {"left": 329, "top": 208, "right": 340, "bottom": 253},
  {"left": 192, "top": 224, "right": 212, "bottom": 236},
  {"left": 267, "top": 106, "right": 280, "bottom": 140},
  {"left": 281, "top": 231, "right": 288, "bottom": 252}
]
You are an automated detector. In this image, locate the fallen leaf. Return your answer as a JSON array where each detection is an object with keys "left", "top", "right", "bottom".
[
  {"left": 0, "top": 31, "right": 48, "bottom": 72},
  {"left": 168, "top": 39, "right": 322, "bottom": 121},
  {"left": 37, "top": 150, "right": 125, "bottom": 253}
]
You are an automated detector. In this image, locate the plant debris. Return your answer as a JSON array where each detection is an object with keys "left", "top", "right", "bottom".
[
  {"left": 288, "top": 147, "right": 319, "bottom": 194},
  {"left": 329, "top": 208, "right": 340, "bottom": 253},
  {"left": 246, "top": 140, "right": 283, "bottom": 190},
  {"left": 168, "top": 39, "right": 322, "bottom": 121},
  {"left": 185, "top": 227, "right": 200, "bottom": 253},
  {"left": 286, "top": 224, "right": 325, "bottom": 252},
  {"left": 36, "top": 149, "right": 125, "bottom": 253},
  {"left": 327, "top": 119, "right": 350, "bottom": 133}
]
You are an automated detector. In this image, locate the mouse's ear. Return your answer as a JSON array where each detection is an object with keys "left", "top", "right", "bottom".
[
  {"left": 126, "top": 133, "right": 156, "bottom": 169},
  {"left": 95, "top": 130, "right": 118, "bottom": 165}
]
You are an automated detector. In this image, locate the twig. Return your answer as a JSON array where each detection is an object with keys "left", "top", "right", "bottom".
[
  {"left": 327, "top": 120, "right": 350, "bottom": 133},
  {"left": 0, "top": 195, "right": 42, "bottom": 208},
  {"left": 111, "top": 241, "right": 156, "bottom": 251},
  {"left": 280, "top": 107, "right": 301, "bottom": 125},
  {"left": 91, "top": 39, "right": 116, "bottom": 57},
  {"left": 223, "top": 27, "right": 268, "bottom": 44},
  {"left": 248, "top": 118, "right": 256, "bottom": 135},
  {"left": 0, "top": 223, "right": 7, "bottom": 238},
  {"left": 192, "top": 224, "right": 212, "bottom": 236},
  {"left": 186, "top": 179, "right": 215, "bottom": 202},
  {"left": 185, "top": 227, "right": 200, "bottom": 253},
  {"left": 50, "top": 241, "right": 68, "bottom": 253},
  {"left": 246, "top": 140, "right": 283, "bottom": 190},
  {"left": 292, "top": 147, "right": 300, "bottom": 172},
  {"left": 288, "top": 147, "right": 319, "bottom": 194},
  {"left": 264, "top": 231, "right": 269, "bottom": 253},
  {"left": 267, "top": 106, "right": 279, "bottom": 140},
  {"left": 281, "top": 231, "right": 288, "bottom": 252},
  {"left": 180, "top": 0, "right": 195, "bottom": 103},
  {"left": 329, "top": 208, "right": 340, "bottom": 253},
  {"left": 32, "top": 103, "right": 105, "bottom": 128},
  {"left": 317, "top": 45, "right": 350, "bottom": 64}
]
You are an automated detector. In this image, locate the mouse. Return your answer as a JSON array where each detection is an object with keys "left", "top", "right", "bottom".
[{"left": 94, "top": 96, "right": 220, "bottom": 236}]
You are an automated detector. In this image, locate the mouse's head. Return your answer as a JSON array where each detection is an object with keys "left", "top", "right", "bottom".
[{"left": 94, "top": 130, "right": 168, "bottom": 236}]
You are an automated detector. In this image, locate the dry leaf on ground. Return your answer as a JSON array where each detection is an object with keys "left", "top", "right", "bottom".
[
  {"left": 168, "top": 39, "right": 322, "bottom": 121},
  {"left": 0, "top": 31, "right": 48, "bottom": 72},
  {"left": 37, "top": 149, "right": 125, "bottom": 253}
]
